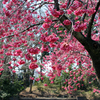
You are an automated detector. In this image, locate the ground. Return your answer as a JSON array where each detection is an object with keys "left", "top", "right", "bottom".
[{"left": 19, "top": 84, "right": 100, "bottom": 100}]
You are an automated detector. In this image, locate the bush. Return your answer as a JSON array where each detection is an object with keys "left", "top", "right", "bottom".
[{"left": 0, "top": 71, "right": 24, "bottom": 100}]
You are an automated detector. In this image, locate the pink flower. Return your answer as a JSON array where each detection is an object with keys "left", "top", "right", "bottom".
[
  {"left": 91, "top": 67, "right": 94, "bottom": 71},
  {"left": 60, "top": 42, "right": 72, "bottom": 51},
  {"left": 27, "top": 47, "right": 40, "bottom": 54},
  {"left": 52, "top": 66, "right": 56, "bottom": 70},
  {"left": 14, "top": 63, "right": 19, "bottom": 67},
  {"left": 63, "top": 20, "right": 71, "bottom": 26},
  {"left": 0, "top": 68, "right": 4, "bottom": 71},
  {"left": 29, "top": 62, "right": 38, "bottom": 69},
  {"left": 44, "top": 84, "right": 48, "bottom": 86},
  {"left": 36, "top": 78, "right": 40, "bottom": 81},
  {"left": 30, "top": 76, "right": 34, "bottom": 80},
  {"left": 12, "top": 0, "right": 17, "bottom": 3},
  {"left": 0, "top": 63, "right": 3, "bottom": 67},
  {"left": 74, "top": 88, "right": 77, "bottom": 91},
  {"left": 73, "top": 21, "right": 87, "bottom": 32},
  {"left": 67, "top": 9, "right": 72, "bottom": 14},
  {"left": 46, "top": 34, "right": 59, "bottom": 43},
  {"left": 49, "top": 77, "right": 55, "bottom": 80},
  {"left": 60, "top": 4, "right": 67, "bottom": 9},
  {"left": 87, "top": 8, "right": 96, "bottom": 16},
  {"left": 42, "top": 23, "right": 50, "bottom": 29},
  {"left": 62, "top": 86, "right": 64, "bottom": 88},
  {"left": 5, "top": 51, "right": 12, "bottom": 56},
  {"left": 40, "top": 32, "right": 48, "bottom": 42},
  {"left": 15, "top": 49, "right": 22, "bottom": 55},
  {"left": 51, "top": 9, "right": 60, "bottom": 17},
  {"left": 89, "top": 82, "right": 91, "bottom": 84},
  {"left": 44, "top": 18, "right": 51, "bottom": 23},
  {"left": 64, "top": 87, "right": 67, "bottom": 90},
  {"left": 12, "top": 58, "right": 16, "bottom": 61},
  {"left": 0, "top": 73, "right": 2, "bottom": 75},
  {"left": 41, "top": 44, "right": 49, "bottom": 52},
  {"left": 12, "top": 70, "right": 16, "bottom": 73},
  {"left": 5, "top": 11, "right": 10, "bottom": 17},
  {"left": 18, "top": 59, "right": 25, "bottom": 65},
  {"left": 93, "top": 89, "right": 97, "bottom": 93},
  {"left": 25, "top": 53, "right": 32, "bottom": 60},
  {"left": 41, "top": 77, "right": 44, "bottom": 80},
  {"left": 65, "top": 79, "right": 68, "bottom": 82},
  {"left": 0, "top": 49, "right": 4, "bottom": 54},
  {"left": 2, "top": 0, "right": 8, "bottom": 4},
  {"left": 56, "top": 64, "right": 62, "bottom": 71},
  {"left": 50, "top": 81, "right": 54, "bottom": 84},
  {"left": 8, "top": 66, "right": 13, "bottom": 69}
]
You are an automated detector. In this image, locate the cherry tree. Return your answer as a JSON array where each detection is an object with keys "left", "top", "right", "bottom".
[{"left": 0, "top": 0, "right": 100, "bottom": 93}]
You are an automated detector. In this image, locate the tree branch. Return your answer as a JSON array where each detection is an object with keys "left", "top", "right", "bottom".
[
  {"left": 67, "top": 0, "right": 74, "bottom": 9},
  {"left": 87, "top": 0, "right": 100, "bottom": 39},
  {"left": 81, "top": 0, "right": 89, "bottom": 22},
  {"left": 0, "top": 19, "right": 58, "bottom": 40},
  {"left": 32, "top": 2, "right": 54, "bottom": 12},
  {"left": 67, "top": 0, "right": 71, "bottom": 9},
  {"left": 54, "top": 0, "right": 59, "bottom": 10},
  {"left": 53, "top": 0, "right": 87, "bottom": 47}
]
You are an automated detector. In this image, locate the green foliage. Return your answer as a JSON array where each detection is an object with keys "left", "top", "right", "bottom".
[
  {"left": 0, "top": 90, "right": 10, "bottom": 100},
  {"left": 42, "top": 76, "right": 50, "bottom": 85},
  {"left": 0, "top": 71, "right": 24, "bottom": 100}
]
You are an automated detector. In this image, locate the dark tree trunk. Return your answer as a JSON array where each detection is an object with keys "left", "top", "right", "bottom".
[
  {"left": 92, "top": 59, "right": 100, "bottom": 82},
  {"left": 29, "top": 80, "right": 33, "bottom": 93},
  {"left": 84, "top": 39, "right": 100, "bottom": 83},
  {"left": 88, "top": 48, "right": 100, "bottom": 83},
  {"left": 29, "top": 70, "right": 34, "bottom": 93}
]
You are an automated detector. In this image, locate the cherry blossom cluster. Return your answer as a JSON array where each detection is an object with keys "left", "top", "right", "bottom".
[
  {"left": 73, "top": 21, "right": 87, "bottom": 32},
  {"left": 0, "top": 0, "right": 99, "bottom": 94}
]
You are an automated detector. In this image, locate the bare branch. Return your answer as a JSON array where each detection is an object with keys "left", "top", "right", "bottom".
[{"left": 87, "top": 0, "right": 100, "bottom": 39}]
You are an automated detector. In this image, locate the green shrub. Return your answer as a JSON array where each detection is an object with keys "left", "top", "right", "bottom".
[{"left": 0, "top": 72, "right": 24, "bottom": 100}]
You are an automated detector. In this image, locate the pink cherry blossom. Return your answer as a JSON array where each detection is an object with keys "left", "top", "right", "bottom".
[
  {"left": 17, "top": 59, "right": 25, "bottom": 65},
  {"left": 44, "top": 84, "right": 48, "bottom": 86},
  {"left": 12, "top": 70, "right": 16, "bottom": 73},
  {"left": 30, "top": 77, "right": 34, "bottom": 80},
  {"left": 0, "top": 68, "right": 4, "bottom": 71},
  {"left": 29, "top": 62, "right": 38, "bottom": 70}
]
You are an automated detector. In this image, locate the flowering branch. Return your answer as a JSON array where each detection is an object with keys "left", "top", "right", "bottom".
[
  {"left": 32, "top": 1, "right": 54, "bottom": 12},
  {"left": 81, "top": 0, "right": 89, "bottom": 22},
  {"left": 53, "top": 0, "right": 87, "bottom": 46},
  {"left": 0, "top": 19, "right": 58, "bottom": 40},
  {"left": 87, "top": 0, "right": 100, "bottom": 39}
]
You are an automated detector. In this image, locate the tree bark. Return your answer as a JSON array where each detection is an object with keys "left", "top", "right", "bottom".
[
  {"left": 29, "top": 80, "right": 33, "bottom": 93},
  {"left": 29, "top": 70, "right": 34, "bottom": 93}
]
